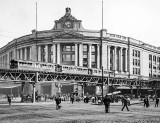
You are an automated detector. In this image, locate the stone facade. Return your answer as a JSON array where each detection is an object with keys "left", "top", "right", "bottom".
[{"left": 0, "top": 8, "right": 160, "bottom": 96}]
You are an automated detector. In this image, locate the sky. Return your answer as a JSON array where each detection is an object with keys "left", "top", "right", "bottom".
[{"left": 0, "top": 0, "right": 160, "bottom": 48}]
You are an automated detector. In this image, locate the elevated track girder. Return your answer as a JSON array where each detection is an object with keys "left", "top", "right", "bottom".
[{"left": 0, "top": 68, "right": 158, "bottom": 88}]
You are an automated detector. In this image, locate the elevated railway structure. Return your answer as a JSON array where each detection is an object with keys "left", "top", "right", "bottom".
[{"left": 0, "top": 60, "right": 159, "bottom": 102}]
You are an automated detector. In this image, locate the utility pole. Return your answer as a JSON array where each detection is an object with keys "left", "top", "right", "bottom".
[{"left": 101, "top": 1, "right": 104, "bottom": 101}]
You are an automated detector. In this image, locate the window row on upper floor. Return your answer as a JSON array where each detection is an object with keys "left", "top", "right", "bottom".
[
  {"left": 133, "top": 50, "right": 140, "bottom": 57},
  {"left": 149, "top": 54, "right": 160, "bottom": 62}
]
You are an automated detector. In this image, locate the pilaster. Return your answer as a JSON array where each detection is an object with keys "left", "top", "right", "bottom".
[
  {"left": 75, "top": 43, "right": 78, "bottom": 66},
  {"left": 52, "top": 44, "right": 56, "bottom": 64},
  {"left": 102, "top": 43, "right": 108, "bottom": 69},
  {"left": 24, "top": 47, "right": 27, "bottom": 60},
  {"left": 38, "top": 45, "right": 41, "bottom": 62},
  {"left": 57, "top": 43, "right": 60, "bottom": 64},
  {"left": 45, "top": 45, "right": 48, "bottom": 63},
  {"left": 125, "top": 48, "right": 127, "bottom": 72},
  {"left": 107, "top": 45, "right": 110, "bottom": 70},
  {"left": 79, "top": 43, "right": 83, "bottom": 66},
  {"left": 97, "top": 44, "right": 100, "bottom": 69},
  {"left": 88, "top": 44, "right": 92, "bottom": 68},
  {"left": 114, "top": 46, "right": 117, "bottom": 71}
]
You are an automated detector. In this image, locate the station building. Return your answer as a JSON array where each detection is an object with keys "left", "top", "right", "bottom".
[{"left": 0, "top": 8, "right": 159, "bottom": 97}]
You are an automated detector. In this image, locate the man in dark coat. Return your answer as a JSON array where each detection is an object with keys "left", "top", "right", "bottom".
[
  {"left": 55, "top": 95, "right": 61, "bottom": 110},
  {"left": 103, "top": 95, "right": 111, "bottom": 113},
  {"left": 7, "top": 95, "right": 11, "bottom": 105},
  {"left": 70, "top": 94, "right": 74, "bottom": 104},
  {"left": 143, "top": 98, "right": 147, "bottom": 107},
  {"left": 155, "top": 97, "right": 159, "bottom": 107},
  {"left": 121, "top": 97, "right": 129, "bottom": 111}
]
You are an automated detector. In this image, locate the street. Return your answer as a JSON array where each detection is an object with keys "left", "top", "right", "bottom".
[{"left": 0, "top": 98, "right": 159, "bottom": 123}]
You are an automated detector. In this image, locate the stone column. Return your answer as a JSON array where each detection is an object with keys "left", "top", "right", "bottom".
[
  {"left": 38, "top": 45, "right": 41, "bottom": 62},
  {"left": 79, "top": 43, "right": 83, "bottom": 66},
  {"left": 28, "top": 47, "right": 31, "bottom": 61},
  {"left": 140, "top": 51, "right": 143, "bottom": 75},
  {"left": 88, "top": 44, "right": 92, "bottom": 68},
  {"left": 75, "top": 43, "right": 78, "bottom": 66},
  {"left": 7, "top": 53, "right": 9, "bottom": 69},
  {"left": 24, "top": 47, "right": 27, "bottom": 60},
  {"left": 97, "top": 44, "right": 100, "bottom": 69},
  {"left": 107, "top": 45, "right": 110, "bottom": 70},
  {"left": 102, "top": 43, "right": 108, "bottom": 69},
  {"left": 45, "top": 45, "right": 48, "bottom": 63},
  {"left": 114, "top": 46, "right": 117, "bottom": 71},
  {"left": 57, "top": 43, "right": 60, "bottom": 64},
  {"left": 52, "top": 44, "right": 56, "bottom": 64},
  {"left": 31, "top": 45, "right": 37, "bottom": 62},
  {"left": 125, "top": 48, "right": 128, "bottom": 72},
  {"left": 13, "top": 49, "right": 16, "bottom": 59},
  {"left": 119, "top": 47, "right": 122, "bottom": 72}
]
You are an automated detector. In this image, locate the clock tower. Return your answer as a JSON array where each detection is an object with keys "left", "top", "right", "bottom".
[{"left": 53, "top": 7, "right": 83, "bottom": 30}]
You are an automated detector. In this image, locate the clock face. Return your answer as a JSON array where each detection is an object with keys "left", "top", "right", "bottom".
[{"left": 65, "top": 21, "right": 71, "bottom": 28}]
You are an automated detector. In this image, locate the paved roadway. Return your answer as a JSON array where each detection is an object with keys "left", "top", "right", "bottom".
[{"left": 0, "top": 98, "right": 159, "bottom": 123}]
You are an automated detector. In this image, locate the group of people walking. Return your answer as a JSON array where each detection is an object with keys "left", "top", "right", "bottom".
[
  {"left": 143, "top": 96, "right": 159, "bottom": 108},
  {"left": 103, "top": 95, "right": 130, "bottom": 113},
  {"left": 103, "top": 94, "right": 160, "bottom": 113},
  {"left": 143, "top": 97, "right": 150, "bottom": 107}
]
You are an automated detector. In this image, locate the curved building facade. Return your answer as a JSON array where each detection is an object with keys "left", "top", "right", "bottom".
[{"left": 0, "top": 8, "right": 159, "bottom": 97}]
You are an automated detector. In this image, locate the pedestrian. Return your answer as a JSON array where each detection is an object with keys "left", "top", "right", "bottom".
[
  {"left": 155, "top": 97, "right": 159, "bottom": 107},
  {"left": 7, "top": 95, "right": 11, "bottom": 105},
  {"left": 121, "top": 97, "right": 129, "bottom": 111},
  {"left": 55, "top": 95, "right": 61, "bottom": 110},
  {"left": 103, "top": 95, "right": 111, "bottom": 113},
  {"left": 70, "top": 94, "right": 74, "bottom": 104},
  {"left": 146, "top": 97, "right": 149, "bottom": 107},
  {"left": 143, "top": 98, "right": 147, "bottom": 107}
]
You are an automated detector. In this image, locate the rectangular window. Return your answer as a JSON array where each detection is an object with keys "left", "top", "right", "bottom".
[
  {"left": 135, "top": 68, "right": 137, "bottom": 74},
  {"left": 138, "top": 51, "right": 140, "bottom": 57},
  {"left": 48, "top": 54, "right": 53, "bottom": 63},
  {"left": 138, "top": 68, "right": 140, "bottom": 75},
  {"left": 66, "top": 46, "right": 71, "bottom": 51},
  {"left": 66, "top": 55, "right": 71, "bottom": 61},
  {"left": 48, "top": 45, "right": 53, "bottom": 53},
  {"left": 149, "top": 63, "right": 151, "bottom": 69},
  {"left": 41, "top": 46, "right": 45, "bottom": 53},
  {"left": 135, "top": 59, "right": 137, "bottom": 66},
  {"left": 135, "top": 51, "right": 137, "bottom": 57},
  {"left": 72, "top": 55, "right": 75, "bottom": 62},
  {"left": 138, "top": 60, "right": 140, "bottom": 66},
  {"left": 9, "top": 51, "right": 13, "bottom": 62},
  {"left": 92, "top": 45, "right": 95, "bottom": 52},
  {"left": 149, "top": 54, "right": 152, "bottom": 61},
  {"left": 83, "top": 45, "right": 88, "bottom": 52},
  {"left": 72, "top": 46, "right": 75, "bottom": 51},
  {"left": 62, "top": 45, "right": 75, "bottom": 51}
]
